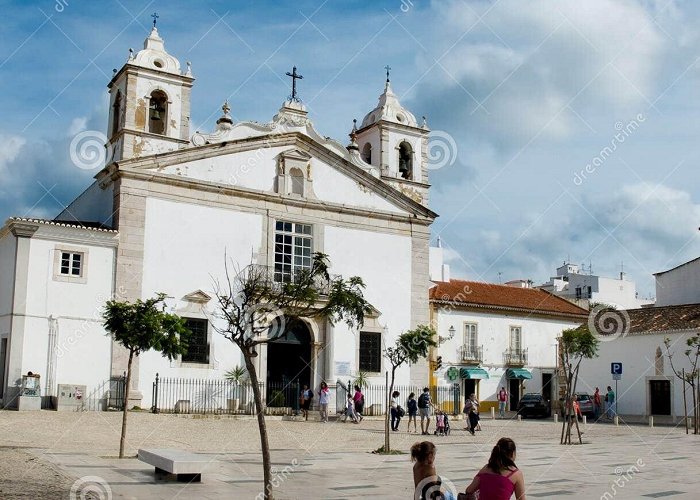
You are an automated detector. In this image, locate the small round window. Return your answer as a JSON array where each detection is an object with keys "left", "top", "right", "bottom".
[
  {"left": 396, "top": 114, "right": 404, "bottom": 123},
  {"left": 153, "top": 59, "right": 164, "bottom": 68}
]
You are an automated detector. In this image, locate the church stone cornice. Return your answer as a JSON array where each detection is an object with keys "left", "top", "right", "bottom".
[
  {"left": 100, "top": 132, "right": 437, "bottom": 220},
  {"left": 113, "top": 167, "right": 435, "bottom": 227}
]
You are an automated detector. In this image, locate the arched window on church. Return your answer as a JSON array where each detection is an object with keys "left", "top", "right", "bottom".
[
  {"left": 290, "top": 167, "right": 304, "bottom": 196},
  {"left": 362, "top": 143, "right": 372, "bottom": 164},
  {"left": 112, "top": 90, "right": 122, "bottom": 136},
  {"left": 148, "top": 90, "right": 168, "bottom": 135},
  {"left": 398, "top": 141, "right": 413, "bottom": 180}
]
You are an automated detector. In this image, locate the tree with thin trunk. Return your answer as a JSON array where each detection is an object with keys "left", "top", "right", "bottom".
[
  {"left": 211, "top": 253, "right": 372, "bottom": 500},
  {"left": 382, "top": 325, "right": 437, "bottom": 453},
  {"left": 102, "top": 293, "right": 190, "bottom": 458},
  {"left": 663, "top": 335, "right": 700, "bottom": 434},
  {"left": 558, "top": 325, "right": 599, "bottom": 445}
]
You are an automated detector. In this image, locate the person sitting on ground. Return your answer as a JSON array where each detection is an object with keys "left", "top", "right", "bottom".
[
  {"left": 412, "top": 441, "right": 455, "bottom": 500},
  {"left": 464, "top": 437, "right": 526, "bottom": 500}
]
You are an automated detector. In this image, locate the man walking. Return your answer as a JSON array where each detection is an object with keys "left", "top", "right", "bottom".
[
  {"left": 606, "top": 386, "right": 616, "bottom": 419},
  {"left": 498, "top": 386, "right": 508, "bottom": 418},
  {"left": 418, "top": 387, "right": 432, "bottom": 435},
  {"left": 593, "top": 387, "right": 602, "bottom": 421}
]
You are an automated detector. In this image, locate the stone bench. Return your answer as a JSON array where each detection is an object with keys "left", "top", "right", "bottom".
[{"left": 138, "top": 448, "right": 209, "bottom": 482}]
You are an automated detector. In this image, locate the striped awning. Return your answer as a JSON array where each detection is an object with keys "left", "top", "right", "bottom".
[
  {"left": 460, "top": 367, "right": 489, "bottom": 379},
  {"left": 506, "top": 368, "right": 532, "bottom": 380}
]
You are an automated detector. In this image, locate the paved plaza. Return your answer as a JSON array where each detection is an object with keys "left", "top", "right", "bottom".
[{"left": 0, "top": 410, "right": 697, "bottom": 499}]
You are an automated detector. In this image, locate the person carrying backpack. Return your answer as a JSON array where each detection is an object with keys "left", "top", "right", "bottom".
[{"left": 418, "top": 387, "right": 433, "bottom": 435}]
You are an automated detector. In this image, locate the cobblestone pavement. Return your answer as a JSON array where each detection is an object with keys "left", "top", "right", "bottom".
[{"left": 0, "top": 410, "right": 697, "bottom": 499}]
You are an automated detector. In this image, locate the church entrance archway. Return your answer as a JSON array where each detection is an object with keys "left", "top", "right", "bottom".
[{"left": 266, "top": 317, "right": 312, "bottom": 407}]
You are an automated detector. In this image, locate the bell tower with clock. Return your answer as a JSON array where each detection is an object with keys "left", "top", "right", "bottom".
[{"left": 107, "top": 17, "right": 194, "bottom": 162}]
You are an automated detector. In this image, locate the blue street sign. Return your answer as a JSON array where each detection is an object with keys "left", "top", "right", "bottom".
[{"left": 611, "top": 362, "right": 623, "bottom": 375}]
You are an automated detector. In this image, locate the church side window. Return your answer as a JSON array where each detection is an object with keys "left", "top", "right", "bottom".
[
  {"left": 60, "top": 252, "right": 83, "bottom": 277},
  {"left": 289, "top": 167, "right": 304, "bottom": 196},
  {"left": 274, "top": 221, "right": 312, "bottom": 283},
  {"left": 182, "top": 318, "right": 209, "bottom": 364},
  {"left": 112, "top": 90, "right": 122, "bottom": 136},
  {"left": 359, "top": 332, "right": 381, "bottom": 372},
  {"left": 398, "top": 141, "right": 413, "bottom": 180},
  {"left": 148, "top": 90, "right": 168, "bottom": 135},
  {"left": 362, "top": 143, "right": 372, "bottom": 164}
]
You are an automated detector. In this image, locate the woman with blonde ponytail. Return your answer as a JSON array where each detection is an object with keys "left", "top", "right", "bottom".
[{"left": 462, "top": 437, "right": 526, "bottom": 500}]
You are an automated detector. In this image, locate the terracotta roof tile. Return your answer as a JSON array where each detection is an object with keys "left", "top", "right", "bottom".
[
  {"left": 626, "top": 303, "right": 700, "bottom": 334},
  {"left": 430, "top": 279, "right": 589, "bottom": 318}
]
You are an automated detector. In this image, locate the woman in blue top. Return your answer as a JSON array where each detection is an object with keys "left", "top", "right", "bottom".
[{"left": 406, "top": 392, "right": 418, "bottom": 433}]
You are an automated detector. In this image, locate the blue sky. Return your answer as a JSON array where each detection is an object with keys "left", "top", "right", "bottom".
[{"left": 2, "top": 0, "right": 700, "bottom": 297}]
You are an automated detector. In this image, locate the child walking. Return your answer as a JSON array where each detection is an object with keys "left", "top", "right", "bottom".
[
  {"left": 435, "top": 411, "right": 446, "bottom": 436},
  {"left": 407, "top": 392, "right": 418, "bottom": 433}
]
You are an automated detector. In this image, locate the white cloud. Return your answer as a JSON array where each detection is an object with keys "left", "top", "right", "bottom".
[
  {"left": 0, "top": 134, "right": 26, "bottom": 175},
  {"left": 68, "top": 117, "right": 88, "bottom": 136}
]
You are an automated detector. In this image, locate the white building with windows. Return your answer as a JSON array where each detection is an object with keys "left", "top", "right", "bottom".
[
  {"left": 654, "top": 256, "right": 700, "bottom": 306},
  {"left": 537, "top": 262, "right": 653, "bottom": 310},
  {"left": 0, "top": 26, "right": 437, "bottom": 410},
  {"left": 429, "top": 279, "right": 588, "bottom": 413}
]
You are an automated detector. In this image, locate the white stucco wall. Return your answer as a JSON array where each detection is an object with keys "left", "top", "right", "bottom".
[
  {"left": 577, "top": 331, "right": 696, "bottom": 417},
  {"left": 434, "top": 308, "right": 581, "bottom": 404},
  {"left": 138, "top": 197, "right": 264, "bottom": 403},
  {"left": 159, "top": 146, "right": 406, "bottom": 215},
  {"left": 0, "top": 233, "right": 17, "bottom": 319},
  {"left": 323, "top": 225, "right": 413, "bottom": 386},
  {"left": 655, "top": 261, "right": 700, "bottom": 306},
  {"left": 7, "top": 234, "right": 115, "bottom": 401}
]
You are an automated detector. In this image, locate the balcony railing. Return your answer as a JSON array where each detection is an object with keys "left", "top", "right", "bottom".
[
  {"left": 503, "top": 348, "right": 528, "bottom": 366},
  {"left": 459, "top": 345, "right": 483, "bottom": 364},
  {"left": 249, "top": 264, "right": 336, "bottom": 296}
]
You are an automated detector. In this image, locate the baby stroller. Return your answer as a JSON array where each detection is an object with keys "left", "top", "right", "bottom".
[{"left": 443, "top": 413, "right": 451, "bottom": 435}]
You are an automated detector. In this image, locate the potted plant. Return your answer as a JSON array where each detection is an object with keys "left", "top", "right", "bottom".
[{"left": 225, "top": 365, "right": 248, "bottom": 411}]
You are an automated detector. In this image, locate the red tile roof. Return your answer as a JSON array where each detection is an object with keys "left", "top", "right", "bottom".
[
  {"left": 626, "top": 303, "right": 700, "bottom": 334},
  {"left": 430, "top": 279, "right": 589, "bottom": 319}
]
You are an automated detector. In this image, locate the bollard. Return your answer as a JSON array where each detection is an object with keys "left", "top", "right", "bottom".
[
  {"left": 553, "top": 414, "right": 558, "bottom": 424},
  {"left": 614, "top": 416, "right": 619, "bottom": 426},
  {"left": 649, "top": 415, "right": 654, "bottom": 428},
  {"left": 491, "top": 407, "right": 495, "bottom": 420},
  {"left": 582, "top": 415, "right": 587, "bottom": 425},
  {"left": 517, "top": 414, "right": 522, "bottom": 422}
]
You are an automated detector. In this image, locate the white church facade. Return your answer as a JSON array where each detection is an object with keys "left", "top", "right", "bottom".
[{"left": 0, "top": 26, "right": 437, "bottom": 409}]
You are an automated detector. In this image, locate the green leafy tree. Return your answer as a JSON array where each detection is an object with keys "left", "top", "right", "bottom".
[
  {"left": 102, "top": 293, "right": 190, "bottom": 458},
  {"left": 558, "top": 325, "right": 599, "bottom": 445},
  {"left": 382, "top": 325, "right": 437, "bottom": 452},
  {"left": 212, "top": 253, "right": 372, "bottom": 500},
  {"left": 663, "top": 335, "right": 700, "bottom": 434}
]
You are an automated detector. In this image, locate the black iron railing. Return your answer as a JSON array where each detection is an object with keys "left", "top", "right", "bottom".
[
  {"left": 459, "top": 345, "right": 483, "bottom": 364},
  {"left": 503, "top": 348, "right": 528, "bottom": 366}
]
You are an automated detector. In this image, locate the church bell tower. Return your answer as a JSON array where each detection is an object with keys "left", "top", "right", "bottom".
[
  {"left": 355, "top": 68, "right": 430, "bottom": 205},
  {"left": 107, "top": 21, "right": 194, "bottom": 162}
]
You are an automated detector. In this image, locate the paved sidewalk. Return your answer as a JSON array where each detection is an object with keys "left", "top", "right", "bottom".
[{"left": 21, "top": 414, "right": 696, "bottom": 499}]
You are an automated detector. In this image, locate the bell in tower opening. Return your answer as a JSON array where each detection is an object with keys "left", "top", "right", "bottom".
[{"left": 398, "top": 141, "right": 413, "bottom": 180}]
